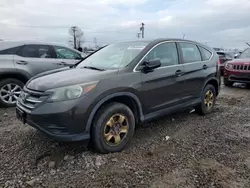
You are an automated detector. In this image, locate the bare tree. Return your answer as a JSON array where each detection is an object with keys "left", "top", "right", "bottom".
[{"left": 69, "top": 26, "right": 83, "bottom": 49}]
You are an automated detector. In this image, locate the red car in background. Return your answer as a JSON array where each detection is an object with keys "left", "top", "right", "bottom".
[
  {"left": 217, "top": 51, "right": 233, "bottom": 75},
  {"left": 224, "top": 48, "right": 250, "bottom": 87}
]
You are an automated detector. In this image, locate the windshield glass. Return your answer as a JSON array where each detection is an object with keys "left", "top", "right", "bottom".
[
  {"left": 77, "top": 41, "right": 149, "bottom": 69},
  {"left": 239, "top": 48, "right": 250, "bottom": 59}
]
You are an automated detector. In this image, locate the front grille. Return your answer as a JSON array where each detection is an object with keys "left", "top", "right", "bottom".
[
  {"left": 233, "top": 64, "right": 250, "bottom": 71},
  {"left": 17, "top": 88, "right": 49, "bottom": 111}
]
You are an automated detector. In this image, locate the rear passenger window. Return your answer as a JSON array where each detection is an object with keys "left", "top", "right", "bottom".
[
  {"left": 198, "top": 46, "right": 212, "bottom": 61},
  {"left": 18, "top": 45, "right": 52, "bottom": 58},
  {"left": 144, "top": 42, "right": 179, "bottom": 67},
  {"left": 0, "top": 46, "right": 21, "bottom": 55},
  {"left": 179, "top": 43, "right": 201, "bottom": 63}
]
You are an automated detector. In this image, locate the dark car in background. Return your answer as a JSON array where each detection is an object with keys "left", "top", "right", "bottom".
[
  {"left": 224, "top": 48, "right": 250, "bottom": 87},
  {"left": 16, "top": 39, "right": 220, "bottom": 153},
  {"left": 216, "top": 51, "right": 233, "bottom": 75}
]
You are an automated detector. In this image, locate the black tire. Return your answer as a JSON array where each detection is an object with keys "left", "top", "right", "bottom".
[
  {"left": 246, "top": 84, "right": 250, "bottom": 89},
  {"left": 223, "top": 77, "right": 233, "bottom": 87},
  {"left": 0, "top": 78, "right": 24, "bottom": 108},
  {"left": 91, "top": 102, "right": 135, "bottom": 154},
  {"left": 195, "top": 84, "right": 216, "bottom": 115},
  {"left": 220, "top": 69, "right": 224, "bottom": 76}
]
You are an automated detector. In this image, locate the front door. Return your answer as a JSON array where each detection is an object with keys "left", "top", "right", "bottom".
[
  {"left": 51, "top": 45, "right": 81, "bottom": 68},
  {"left": 139, "top": 42, "right": 185, "bottom": 114}
]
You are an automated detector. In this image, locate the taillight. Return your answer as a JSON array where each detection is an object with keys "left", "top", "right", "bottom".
[{"left": 217, "top": 59, "right": 221, "bottom": 65}]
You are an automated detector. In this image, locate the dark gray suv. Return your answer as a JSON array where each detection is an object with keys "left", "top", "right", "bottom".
[
  {"left": 0, "top": 41, "right": 83, "bottom": 107},
  {"left": 16, "top": 39, "right": 220, "bottom": 153}
]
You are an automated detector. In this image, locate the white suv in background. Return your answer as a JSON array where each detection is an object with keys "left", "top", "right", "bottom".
[{"left": 0, "top": 41, "right": 84, "bottom": 107}]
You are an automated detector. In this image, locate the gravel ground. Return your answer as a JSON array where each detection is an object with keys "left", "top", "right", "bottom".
[{"left": 1, "top": 84, "right": 250, "bottom": 188}]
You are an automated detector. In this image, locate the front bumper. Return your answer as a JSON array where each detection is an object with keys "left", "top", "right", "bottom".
[
  {"left": 224, "top": 70, "right": 250, "bottom": 83},
  {"left": 16, "top": 98, "right": 91, "bottom": 142}
]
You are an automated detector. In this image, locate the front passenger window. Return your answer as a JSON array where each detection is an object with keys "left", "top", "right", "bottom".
[
  {"left": 144, "top": 42, "right": 179, "bottom": 67},
  {"left": 54, "top": 46, "right": 81, "bottom": 60}
]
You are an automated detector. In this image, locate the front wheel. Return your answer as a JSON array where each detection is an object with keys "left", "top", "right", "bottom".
[
  {"left": 92, "top": 102, "right": 135, "bottom": 154},
  {"left": 195, "top": 84, "right": 216, "bottom": 115},
  {"left": 0, "top": 78, "right": 24, "bottom": 107}
]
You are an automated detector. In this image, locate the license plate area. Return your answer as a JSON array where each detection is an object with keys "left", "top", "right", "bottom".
[{"left": 16, "top": 108, "right": 26, "bottom": 124}]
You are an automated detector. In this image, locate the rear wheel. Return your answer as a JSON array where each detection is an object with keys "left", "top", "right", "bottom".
[
  {"left": 0, "top": 79, "right": 24, "bottom": 107},
  {"left": 196, "top": 84, "right": 216, "bottom": 115},
  {"left": 92, "top": 102, "right": 135, "bottom": 154},
  {"left": 224, "top": 77, "right": 233, "bottom": 87}
]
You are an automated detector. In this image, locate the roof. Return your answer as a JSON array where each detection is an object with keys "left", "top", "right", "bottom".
[{"left": 0, "top": 40, "right": 79, "bottom": 52}]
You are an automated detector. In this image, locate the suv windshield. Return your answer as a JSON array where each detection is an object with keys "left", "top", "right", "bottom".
[
  {"left": 77, "top": 41, "right": 149, "bottom": 70},
  {"left": 239, "top": 48, "right": 250, "bottom": 59}
]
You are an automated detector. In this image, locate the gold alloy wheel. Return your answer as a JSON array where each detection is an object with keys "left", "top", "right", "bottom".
[
  {"left": 204, "top": 90, "right": 214, "bottom": 109},
  {"left": 104, "top": 114, "right": 129, "bottom": 146}
]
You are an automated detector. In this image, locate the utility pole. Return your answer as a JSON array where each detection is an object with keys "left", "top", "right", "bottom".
[
  {"left": 136, "top": 33, "right": 141, "bottom": 39},
  {"left": 140, "top": 23, "right": 145, "bottom": 38},
  {"left": 71, "top": 26, "right": 77, "bottom": 49}
]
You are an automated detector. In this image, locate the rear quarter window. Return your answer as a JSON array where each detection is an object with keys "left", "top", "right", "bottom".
[{"left": 199, "top": 46, "right": 212, "bottom": 61}]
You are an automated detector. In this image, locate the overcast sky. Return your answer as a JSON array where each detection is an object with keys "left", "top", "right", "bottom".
[{"left": 0, "top": 0, "right": 250, "bottom": 49}]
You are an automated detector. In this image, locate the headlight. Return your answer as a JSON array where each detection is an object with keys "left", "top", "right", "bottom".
[
  {"left": 47, "top": 81, "right": 98, "bottom": 102},
  {"left": 225, "top": 63, "right": 233, "bottom": 70}
]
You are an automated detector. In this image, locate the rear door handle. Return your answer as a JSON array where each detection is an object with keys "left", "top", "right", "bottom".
[
  {"left": 175, "top": 69, "right": 184, "bottom": 76},
  {"left": 203, "top": 64, "right": 208, "bottom": 70},
  {"left": 16, "top": 60, "right": 28, "bottom": 65}
]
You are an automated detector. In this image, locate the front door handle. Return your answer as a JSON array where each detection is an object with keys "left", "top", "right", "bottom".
[
  {"left": 16, "top": 60, "right": 28, "bottom": 65},
  {"left": 55, "top": 62, "right": 67, "bottom": 66},
  {"left": 175, "top": 69, "right": 183, "bottom": 76},
  {"left": 203, "top": 64, "right": 208, "bottom": 70}
]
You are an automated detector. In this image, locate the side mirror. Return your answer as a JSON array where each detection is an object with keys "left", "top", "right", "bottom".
[
  {"left": 141, "top": 60, "right": 161, "bottom": 72},
  {"left": 234, "top": 54, "right": 238, "bottom": 59}
]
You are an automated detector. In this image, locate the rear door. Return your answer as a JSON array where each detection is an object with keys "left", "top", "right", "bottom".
[
  {"left": 14, "top": 44, "right": 60, "bottom": 77},
  {"left": 0, "top": 46, "right": 21, "bottom": 70},
  {"left": 139, "top": 42, "right": 186, "bottom": 114},
  {"left": 178, "top": 42, "right": 209, "bottom": 101},
  {"left": 50, "top": 45, "right": 82, "bottom": 67}
]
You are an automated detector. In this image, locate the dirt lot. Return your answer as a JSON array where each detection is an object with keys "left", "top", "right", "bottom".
[{"left": 1, "top": 84, "right": 250, "bottom": 188}]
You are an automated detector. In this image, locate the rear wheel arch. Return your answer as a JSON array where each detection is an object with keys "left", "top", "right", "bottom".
[
  {"left": 203, "top": 78, "right": 219, "bottom": 96},
  {"left": 86, "top": 92, "right": 144, "bottom": 132},
  {"left": 0, "top": 72, "right": 30, "bottom": 84}
]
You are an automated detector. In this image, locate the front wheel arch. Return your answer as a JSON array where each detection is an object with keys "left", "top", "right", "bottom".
[{"left": 86, "top": 92, "right": 144, "bottom": 133}]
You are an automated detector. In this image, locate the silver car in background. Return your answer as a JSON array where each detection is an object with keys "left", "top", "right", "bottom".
[{"left": 0, "top": 41, "right": 84, "bottom": 107}]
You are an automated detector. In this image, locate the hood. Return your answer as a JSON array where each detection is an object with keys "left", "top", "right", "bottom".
[
  {"left": 229, "top": 58, "right": 250, "bottom": 64},
  {"left": 26, "top": 67, "right": 118, "bottom": 91}
]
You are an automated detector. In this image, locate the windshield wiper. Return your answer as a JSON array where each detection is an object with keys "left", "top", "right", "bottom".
[{"left": 83, "top": 66, "right": 105, "bottom": 71}]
